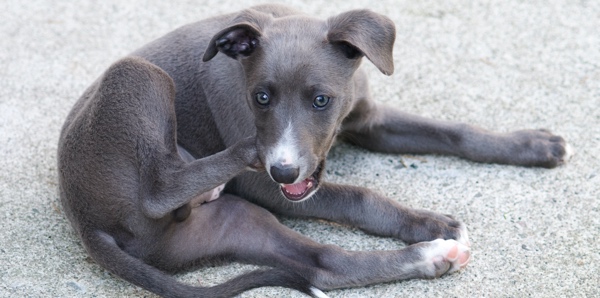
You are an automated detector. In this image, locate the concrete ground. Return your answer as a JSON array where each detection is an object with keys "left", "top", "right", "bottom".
[{"left": 1, "top": 0, "right": 599, "bottom": 297}]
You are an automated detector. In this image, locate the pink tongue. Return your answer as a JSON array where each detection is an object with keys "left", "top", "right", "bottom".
[{"left": 282, "top": 179, "right": 310, "bottom": 195}]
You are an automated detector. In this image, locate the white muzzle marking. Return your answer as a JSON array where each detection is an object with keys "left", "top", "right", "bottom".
[{"left": 267, "top": 122, "right": 302, "bottom": 182}]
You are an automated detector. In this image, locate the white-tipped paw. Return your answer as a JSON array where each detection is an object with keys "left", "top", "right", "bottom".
[{"left": 420, "top": 239, "right": 471, "bottom": 277}]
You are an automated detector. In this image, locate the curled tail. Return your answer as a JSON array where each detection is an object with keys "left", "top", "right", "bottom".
[{"left": 82, "top": 230, "right": 319, "bottom": 297}]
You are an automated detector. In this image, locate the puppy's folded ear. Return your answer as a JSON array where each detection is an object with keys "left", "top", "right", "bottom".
[
  {"left": 202, "top": 23, "right": 261, "bottom": 61},
  {"left": 327, "top": 10, "right": 396, "bottom": 75},
  {"left": 203, "top": 9, "right": 271, "bottom": 62}
]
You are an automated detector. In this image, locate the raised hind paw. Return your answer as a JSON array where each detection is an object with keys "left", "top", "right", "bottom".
[{"left": 416, "top": 239, "right": 471, "bottom": 278}]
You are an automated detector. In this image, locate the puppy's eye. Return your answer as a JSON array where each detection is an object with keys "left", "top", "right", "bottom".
[
  {"left": 313, "top": 95, "right": 331, "bottom": 109},
  {"left": 255, "top": 92, "right": 270, "bottom": 106}
]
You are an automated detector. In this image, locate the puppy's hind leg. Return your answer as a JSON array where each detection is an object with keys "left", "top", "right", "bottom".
[
  {"left": 151, "top": 194, "right": 319, "bottom": 296},
  {"left": 156, "top": 195, "right": 470, "bottom": 293},
  {"left": 104, "top": 58, "right": 263, "bottom": 220}
]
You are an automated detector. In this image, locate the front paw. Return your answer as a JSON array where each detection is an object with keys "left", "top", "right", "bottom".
[
  {"left": 505, "top": 129, "right": 573, "bottom": 168},
  {"left": 399, "top": 209, "right": 470, "bottom": 247}
]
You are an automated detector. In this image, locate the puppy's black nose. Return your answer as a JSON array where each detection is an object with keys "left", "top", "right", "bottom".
[{"left": 270, "top": 164, "right": 300, "bottom": 184}]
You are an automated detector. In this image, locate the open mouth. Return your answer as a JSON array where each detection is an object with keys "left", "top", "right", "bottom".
[{"left": 279, "top": 161, "right": 324, "bottom": 202}]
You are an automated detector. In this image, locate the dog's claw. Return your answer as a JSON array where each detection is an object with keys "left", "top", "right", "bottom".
[{"left": 457, "top": 224, "right": 470, "bottom": 247}]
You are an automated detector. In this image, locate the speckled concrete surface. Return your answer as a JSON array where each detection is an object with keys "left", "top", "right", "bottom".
[{"left": 1, "top": 0, "right": 599, "bottom": 297}]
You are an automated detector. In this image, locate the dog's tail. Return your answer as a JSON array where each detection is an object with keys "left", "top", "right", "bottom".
[{"left": 82, "top": 230, "right": 323, "bottom": 298}]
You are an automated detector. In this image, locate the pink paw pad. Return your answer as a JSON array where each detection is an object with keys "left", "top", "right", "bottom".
[{"left": 423, "top": 239, "right": 471, "bottom": 277}]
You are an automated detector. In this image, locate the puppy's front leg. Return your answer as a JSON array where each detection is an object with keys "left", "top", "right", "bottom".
[
  {"left": 343, "top": 100, "right": 571, "bottom": 168},
  {"left": 141, "top": 137, "right": 262, "bottom": 219},
  {"left": 256, "top": 181, "right": 469, "bottom": 246}
]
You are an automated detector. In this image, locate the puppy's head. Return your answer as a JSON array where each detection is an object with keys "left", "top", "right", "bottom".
[{"left": 203, "top": 7, "right": 395, "bottom": 202}]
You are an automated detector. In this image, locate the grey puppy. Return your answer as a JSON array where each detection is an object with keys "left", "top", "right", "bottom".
[{"left": 58, "top": 4, "right": 570, "bottom": 298}]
